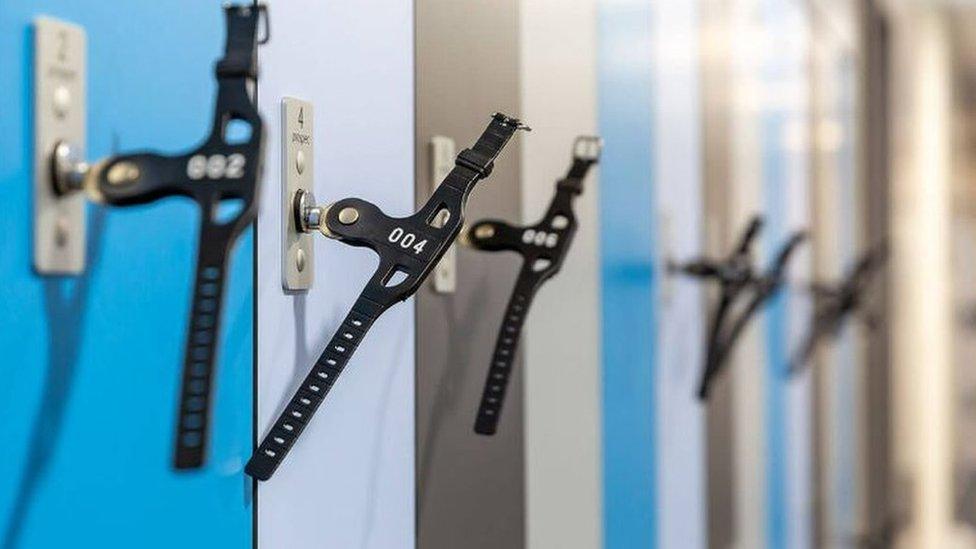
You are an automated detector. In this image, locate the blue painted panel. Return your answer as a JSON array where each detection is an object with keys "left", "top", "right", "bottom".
[
  {"left": 759, "top": 1, "right": 812, "bottom": 547},
  {"left": 598, "top": 2, "right": 657, "bottom": 547},
  {"left": 0, "top": 2, "right": 252, "bottom": 547},
  {"left": 761, "top": 109, "right": 790, "bottom": 549}
]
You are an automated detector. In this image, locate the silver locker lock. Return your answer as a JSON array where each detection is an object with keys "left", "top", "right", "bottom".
[
  {"left": 281, "top": 97, "right": 314, "bottom": 291},
  {"left": 33, "top": 17, "right": 86, "bottom": 274},
  {"left": 430, "top": 136, "right": 457, "bottom": 293}
]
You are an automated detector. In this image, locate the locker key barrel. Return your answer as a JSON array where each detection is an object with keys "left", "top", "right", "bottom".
[
  {"left": 41, "top": 3, "right": 270, "bottom": 471},
  {"left": 246, "top": 113, "right": 529, "bottom": 481}
]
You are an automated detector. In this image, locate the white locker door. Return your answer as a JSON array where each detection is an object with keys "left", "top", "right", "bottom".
[{"left": 254, "top": 1, "right": 416, "bottom": 547}]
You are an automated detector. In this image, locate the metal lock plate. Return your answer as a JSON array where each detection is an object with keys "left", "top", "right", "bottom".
[
  {"left": 281, "top": 97, "right": 314, "bottom": 291},
  {"left": 430, "top": 136, "right": 457, "bottom": 294},
  {"left": 34, "top": 17, "right": 86, "bottom": 274}
]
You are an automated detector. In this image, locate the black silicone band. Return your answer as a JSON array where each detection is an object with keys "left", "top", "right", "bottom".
[
  {"left": 469, "top": 142, "right": 598, "bottom": 435},
  {"left": 698, "top": 293, "right": 733, "bottom": 399},
  {"left": 173, "top": 222, "right": 232, "bottom": 468},
  {"left": 246, "top": 113, "right": 526, "bottom": 480},
  {"left": 246, "top": 296, "right": 380, "bottom": 480},
  {"left": 697, "top": 231, "right": 805, "bottom": 398},
  {"left": 474, "top": 267, "right": 539, "bottom": 434},
  {"left": 89, "top": 5, "right": 267, "bottom": 469}
]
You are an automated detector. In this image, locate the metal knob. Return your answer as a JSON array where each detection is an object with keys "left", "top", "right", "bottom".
[
  {"left": 293, "top": 188, "right": 346, "bottom": 239},
  {"left": 293, "top": 189, "right": 322, "bottom": 233},
  {"left": 51, "top": 141, "right": 90, "bottom": 196},
  {"left": 292, "top": 189, "right": 360, "bottom": 239}
]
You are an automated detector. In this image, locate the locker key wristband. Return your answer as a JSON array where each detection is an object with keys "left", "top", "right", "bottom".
[
  {"left": 702, "top": 231, "right": 805, "bottom": 396},
  {"left": 50, "top": 4, "right": 269, "bottom": 469},
  {"left": 465, "top": 136, "right": 601, "bottom": 435},
  {"left": 671, "top": 217, "right": 763, "bottom": 399},
  {"left": 671, "top": 217, "right": 805, "bottom": 399},
  {"left": 788, "top": 242, "right": 886, "bottom": 374},
  {"left": 245, "top": 113, "right": 529, "bottom": 481}
]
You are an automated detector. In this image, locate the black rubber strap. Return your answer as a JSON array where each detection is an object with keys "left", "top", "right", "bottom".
[
  {"left": 673, "top": 216, "right": 763, "bottom": 400},
  {"left": 173, "top": 221, "right": 232, "bottom": 468},
  {"left": 246, "top": 113, "right": 526, "bottom": 481},
  {"left": 216, "top": 4, "right": 266, "bottom": 79},
  {"left": 699, "top": 231, "right": 805, "bottom": 398},
  {"left": 86, "top": 4, "right": 267, "bottom": 470},
  {"left": 246, "top": 295, "right": 380, "bottom": 480},
  {"left": 474, "top": 266, "right": 539, "bottom": 434},
  {"left": 95, "top": 5, "right": 264, "bottom": 207},
  {"left": 704, "top": 283, "right": 772, "bottom": 391},
  {"left": 469, "top": 139, "right": 599, "bottom": 434},
  {"left": 788, "top": 242, "right": 886, "bottom": 374},
  {"left": 698, "top": 292, "right": 734, "bottom": 399}
]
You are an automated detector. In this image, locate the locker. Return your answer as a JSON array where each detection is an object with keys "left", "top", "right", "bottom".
[
  {"left": 252, "top": 1, "right": 416, "bottom": 547},
  {"left": 1, "top": 2, "right": 921, "bottom": 548},
  {"left": 807, "top": 5, "right": 873, "bottom": 545},
  {"left": 519, "top": 2, "right": 603, "bottom": 547},
  {"left": 697, "top": 1, "right": 815, "bottom": 547},
  {"left": 0, "top": 1, "right": 254, "bottom": 547},
  {"left": 596, "top": 1, "right": 658, "bottom": 547},
  {"left": 649, "top": 1, "right": 707, "bottom": 547},
  {"left": 594, "top": 4, "right": 814, "bottom": 548},
  {"left": 413, "top": 1, "right": 526, "bottom": 548},
  {"left": 757, "top": 3, "right": 815, "bottom": 548}
]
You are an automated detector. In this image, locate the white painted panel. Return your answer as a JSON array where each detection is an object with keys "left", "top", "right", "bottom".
[
  {"left": 255, "top": 1, "right": 415, "bottom": 548},
  {"left": 727, "top": 1, "right": 768, "bottom": 545},
  {"left": 519, "top": 1, "right": 602, "bottom": 548},
  {"left": 888, "top": 7, "right": 956, "bottom": 548},
  {"left": 650, "top": 1, "right": 706, "bottom": 548},
  {"left": 810, "top": 19, "right": 865, "bottom": 546}
]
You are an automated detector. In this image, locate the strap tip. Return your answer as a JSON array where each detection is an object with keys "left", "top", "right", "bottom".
[
  {"left": 491, "top": 112, "right": 531, "bottom": 132},
  {"left": 474, "top": 422, "right": 498, "bottom": 436},
  {"left": 244, "top": 457, "right": 274, "bottom": 481},
  {"left": 572, "top": 135, "right": 603, "bottom": 161},
  {"left": 173, "top": 452, "right": 205, "bottom": 471}
]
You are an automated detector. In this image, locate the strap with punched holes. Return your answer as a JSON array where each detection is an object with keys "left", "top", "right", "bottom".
[
  {"left": 467, "top": 136, "right": 601, "bottom": 435},
  {"left": 245, "top": 113, "right": 529, "bottom": 481}
]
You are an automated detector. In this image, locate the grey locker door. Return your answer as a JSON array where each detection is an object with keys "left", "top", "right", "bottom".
[{"left": 414, "top": 1, "right": 525, "bottom": 548}]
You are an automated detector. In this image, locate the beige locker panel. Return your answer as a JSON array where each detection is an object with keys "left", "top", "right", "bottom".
[
  {"left": 414, "top": 1, "right": 524, "bottom": 548},
  {"left": 518, "top": 1, "right": 603, "bottom": 549}
]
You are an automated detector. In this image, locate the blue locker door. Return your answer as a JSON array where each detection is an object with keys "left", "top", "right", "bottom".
[
  {"left": 758, "top": 1, "right": 813, "bottom": 546},
  {"left": 597, "top": 1, "right": 658, "bottom": 547},
  {"left": 0, "top": 2, "right": 253, "bottom": 547}
]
